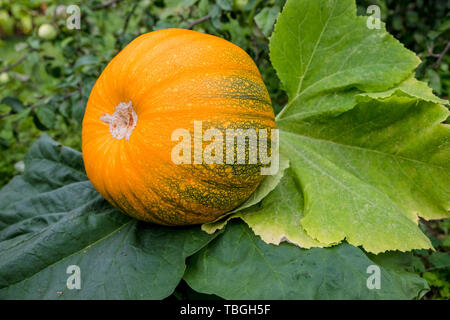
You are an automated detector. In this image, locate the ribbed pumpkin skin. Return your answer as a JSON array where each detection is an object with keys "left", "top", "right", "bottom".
[{"left": 82, "top": 29, "right": 275, "bottom": 226}]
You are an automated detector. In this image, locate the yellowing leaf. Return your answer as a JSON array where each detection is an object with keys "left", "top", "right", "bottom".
[
  {"left": 279, "top": 96, "right": 449, "bottom": 253},
  {"left": 256, "top": 0, "right": 450, "bottom": 253}
]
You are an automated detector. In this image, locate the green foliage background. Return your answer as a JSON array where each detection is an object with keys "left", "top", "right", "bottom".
[{"left": 0, "top": 0, "right": 449, "bottom": 299}]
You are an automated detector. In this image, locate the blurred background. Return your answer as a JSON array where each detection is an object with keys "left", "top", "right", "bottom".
[{"left": 0, "top": 0, "right": 448, "bottom": 299}]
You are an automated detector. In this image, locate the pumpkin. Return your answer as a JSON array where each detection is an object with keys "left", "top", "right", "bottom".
[{"left": 82, "top": 28, "right": 276, "bottom": 226}]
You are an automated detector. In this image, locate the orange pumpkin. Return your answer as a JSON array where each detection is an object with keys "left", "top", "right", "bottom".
[{"left": 82, "top": 29, "right": 275, "bottom": 225}]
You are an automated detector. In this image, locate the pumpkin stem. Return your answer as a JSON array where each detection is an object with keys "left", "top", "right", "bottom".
[{"left": 100, "top": 101, "right": 138, "bottom": 141}]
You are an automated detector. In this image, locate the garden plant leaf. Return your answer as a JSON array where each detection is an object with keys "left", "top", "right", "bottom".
[
  {"left": 357, "top": 76, "right": 450, "bottom": 106},
  {"left": 185, "top": 221, "right": 429, "bottom": 299},
  {"left": 279, "top": 96, "right": 449, "bottom": 253},
  {"left": 270, "top": 0, "right": 421, "bottom": 120}
]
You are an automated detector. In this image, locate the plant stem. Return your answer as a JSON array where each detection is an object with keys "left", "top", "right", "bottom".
[
  {"left": 432, "top": 41, "right": 450, "bottom": 69},
  {"left": 248, "top": 0, "right": 262, "bottom": 27},
  {"left": 122, "top": 2, "right": 138, "bottom": 35},
  {"left": 0, "top": 53, "right": 29, "bottom": 74},
  {"left": 186, "top": 14, "right": 212, "bottom": 29}
]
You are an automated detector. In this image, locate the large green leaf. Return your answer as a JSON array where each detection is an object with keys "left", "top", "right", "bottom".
[
  {"left": 279, "top": 96, "right": 449, "bottom": 253},
  {"left": 270, "top": 0, "right": 420, "bottom": 120},
  {"left": 185, "top": 221, "right": 429, "bottom": 299},
  {"left": 357, "top": 77, "right": 449, "bottom": 106},
  {"left": 248, "top": 0, "right": 450, "bottom": 253},
  {"left": 0, "top": 135, "right": 217, "bottom": 299}
]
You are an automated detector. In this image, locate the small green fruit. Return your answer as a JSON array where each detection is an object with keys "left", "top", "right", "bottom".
[
  {"left": 0, "top": 10, "right": 14, "bottom": 35},
  {"left": 38, "top": 24, "right": 58, "bottom": 40},
  {"left": 234, "top": 0, "right": 248, "bottom": 11},
  {"left": 0, "top": 72, "right": 10, "bottom": 84}
]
